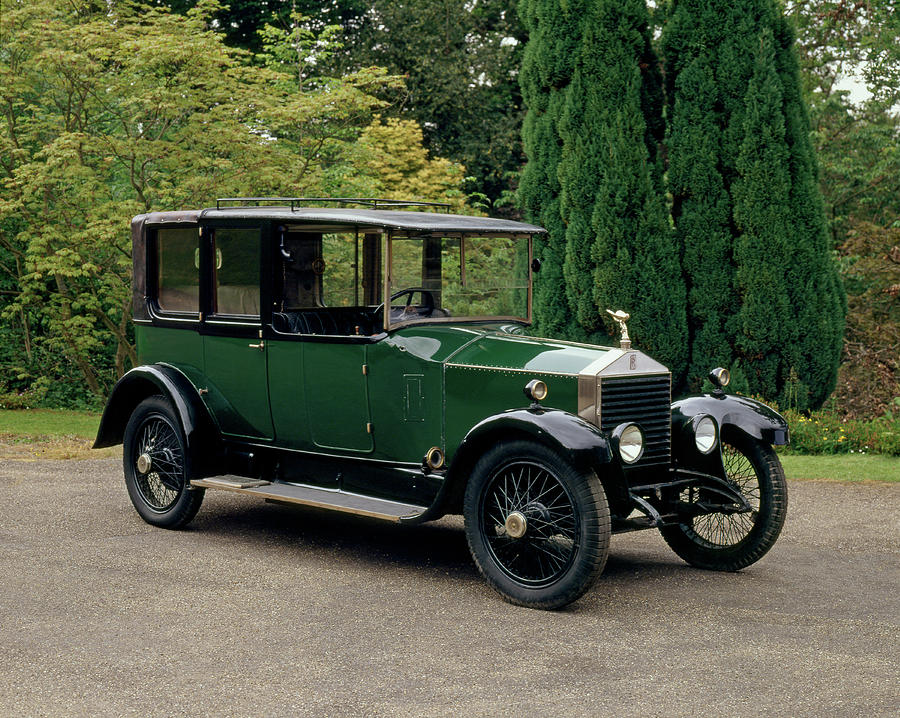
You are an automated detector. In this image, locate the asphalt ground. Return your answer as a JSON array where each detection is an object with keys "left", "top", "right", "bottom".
[{"left": 0, "top": 457, "right": 897, "bottom": 717}]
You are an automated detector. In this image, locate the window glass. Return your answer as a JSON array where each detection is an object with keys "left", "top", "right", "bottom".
[
  {"left": 321, "top": 232, "right": 358, "bottom": 307},
  {"left": 157, "top": 228, "right": 199, "bottom": 313},
  {"left": 214, "top": 228, "right": 260, "bottom": 316},
  {"left": 388, "top": 235, "right": 530, "bottom": 326}
]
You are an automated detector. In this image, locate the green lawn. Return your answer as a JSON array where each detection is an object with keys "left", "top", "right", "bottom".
[
  {"left": 0, "top": 409, "right": 897, "bottom": 480},
  {"left": 0, "top": 408, "right": 101, "bottom": 440},
  {"left": 778, "top": 453, "right": 899, "bottom": 483}
]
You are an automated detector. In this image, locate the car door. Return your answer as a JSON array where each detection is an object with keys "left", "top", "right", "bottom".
[
  {"left": 200, "top": 223, "right": 274, "bottom": 440},
  {"left": 267, "top": 227, "right": 374, "bottom": 453}
]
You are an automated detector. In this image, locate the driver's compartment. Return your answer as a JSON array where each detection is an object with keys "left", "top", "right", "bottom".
[{"left": 270, "top": 222, "right": 531, "bottom": 337}]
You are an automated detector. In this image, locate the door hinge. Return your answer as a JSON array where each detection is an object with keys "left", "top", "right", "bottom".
[
  {"left": 366, "top": 423, "right": 373, "bottom": 434},
  {"left": 362, "top": 364, "right": 369, "bottom": 376}
]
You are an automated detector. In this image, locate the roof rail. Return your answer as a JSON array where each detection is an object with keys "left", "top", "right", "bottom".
[{"left": 215, "top": 197, "right": 452, "bottom": 212}]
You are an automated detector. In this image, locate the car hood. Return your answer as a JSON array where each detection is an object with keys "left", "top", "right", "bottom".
[{"left": 442, "top": 327, "right": 614, "bottom": 375}]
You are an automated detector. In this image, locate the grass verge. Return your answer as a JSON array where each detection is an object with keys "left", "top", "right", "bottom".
[
  {"left": 0, "top": 409, "right": 898, "bottom": 480},
  {"left": 778, "top": 453, "right": 899, "bottom": 483},
  {"left": 0, "top": 409, "right": 117, "bottom": 460}
]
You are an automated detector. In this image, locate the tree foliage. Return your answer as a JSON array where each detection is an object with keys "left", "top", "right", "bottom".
[
  {"left": 663, "top": 0, "right": 845, "bottom": 408},
  {"left": 517, "top": 0, "right": 580, "bottom": 338},
  {"left": 520, "top": 0, "right": 687, "bottom": 377},
  {"left": 785, "top": 0, "right": 900, "bottom": 416},
  {"left": 0, "top": 0, "right": 461, "bottom": 405}
]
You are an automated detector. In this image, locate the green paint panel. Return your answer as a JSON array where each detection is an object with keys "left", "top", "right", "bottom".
[
  {"left": 366, "top": 337, "right": 443, "bottom": 464},
  {"left": 135, "top": 324, "right": 206, "bottom": 388},
  {"left": 305, "top": 342, "right": 373, "bottom": 452},
  {"left": 202, "top": 334, "right": 274, "bottom": 439},
  {"left": 444, "top": 365, "right": 579, "bottom": 462},
  {"left": 266, "top": 339, "right": 309, "bottom": 449},
  {"left": 447, "top": 333, "right": 608, "bottom": 373}
]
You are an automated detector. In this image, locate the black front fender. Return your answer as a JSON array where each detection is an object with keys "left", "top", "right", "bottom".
[
  {"left": 435, "top": 406, "right": 629, "bottom": 519},
  {"left": 672, "top": 393, "right": 790, "bottom": 452},
  {"left": 93, "top": 364, "right": 221, "bottom": 476}
]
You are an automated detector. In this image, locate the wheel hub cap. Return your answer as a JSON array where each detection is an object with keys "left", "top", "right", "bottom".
[
  {"left": 505, "top": 511, "right": 527, "bottom": 539},
  {"left": 136, "top": 453, "right": 152, "bottom": 474}
]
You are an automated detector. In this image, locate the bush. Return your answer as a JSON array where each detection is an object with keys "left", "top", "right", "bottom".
[{"left": 780, "top": 398, "right": 900, "bottom": 456}]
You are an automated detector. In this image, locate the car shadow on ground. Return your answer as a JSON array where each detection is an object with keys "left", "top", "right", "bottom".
[{"left": 187, "top": 492, "right": 692, "bottom": 588}]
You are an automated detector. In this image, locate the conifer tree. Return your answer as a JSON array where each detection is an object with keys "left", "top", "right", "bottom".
[
  {"left": 518, "top": 0, "right": 580, "bottom": 338},
  {"left": 557, "top": 0, "right": 687, "bottom": 375},
  {"left": 664, "top": 0, "right": 845, "bottom": 408}
]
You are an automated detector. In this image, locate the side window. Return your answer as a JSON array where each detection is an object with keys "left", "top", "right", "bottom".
[
  {"left": 213, "top": 227, "right": 260, "bottom": 317},
  {"left": 321, "top": 232, "right": 358, "bottom": 307},
  {"left": 156, "top": 227, "right": 199, "bottom": 314}
]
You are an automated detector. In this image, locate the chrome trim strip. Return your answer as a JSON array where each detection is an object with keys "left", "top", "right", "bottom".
[
  {"left": 205, "top": 319, "right": 261, "bottom": 327},
  {"left": 444, "top": 362, "right": 578, "bottom": 377}
]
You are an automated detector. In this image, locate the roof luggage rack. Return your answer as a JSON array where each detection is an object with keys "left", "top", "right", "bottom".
[{"left": 216, "top": 197, "right": 452, "bottom": 212}]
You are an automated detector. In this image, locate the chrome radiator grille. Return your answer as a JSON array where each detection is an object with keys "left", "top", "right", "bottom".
[{"left": 599, "top": 374, "right": 671, "bottom": 468}]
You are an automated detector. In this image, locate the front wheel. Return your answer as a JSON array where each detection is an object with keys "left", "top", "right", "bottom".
[
  {"left": 123, "top": 395, "right": 204, "bottom": 529},
  {"left": 463, "top": 440, "right": 610, "bottom": 610},
  {"left": 660, "top": 434, "right": 787, "bottom": 571}
]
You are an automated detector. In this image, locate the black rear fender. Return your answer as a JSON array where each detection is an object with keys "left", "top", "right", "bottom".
[{"left": 94, "top": 365, "right": 221, "bottom": 477}]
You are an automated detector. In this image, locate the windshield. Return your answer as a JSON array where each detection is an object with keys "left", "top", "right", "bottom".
[{"left": 386, "top": 234, "right": 532, "bottom": 329}]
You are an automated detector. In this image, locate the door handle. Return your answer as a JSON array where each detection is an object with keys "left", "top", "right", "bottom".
[{"left": 248, "top": 341, "right": 265, "bottom": 351}]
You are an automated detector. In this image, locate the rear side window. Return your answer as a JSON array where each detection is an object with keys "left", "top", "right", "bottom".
[
  {"left": 213, "top": 228, "right": 260, "bottom": 316},
  {"left": 156, "top": 228, "right": 199, "bottom": 314}
]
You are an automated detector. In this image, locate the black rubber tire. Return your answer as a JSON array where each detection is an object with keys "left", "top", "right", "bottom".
[
  {"left": 123, "top": 395, "right": 204, "bottom": 529},
  {"left": 660, "top": 434, "right": 787, "bottom": 571},
  {"left": 463, "top": 440, "right": 610, "bottom": 610}
]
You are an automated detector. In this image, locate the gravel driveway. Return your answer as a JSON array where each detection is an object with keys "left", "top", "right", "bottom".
[{"left": 1, "top": 458, "right": 897, "bottom": 717}]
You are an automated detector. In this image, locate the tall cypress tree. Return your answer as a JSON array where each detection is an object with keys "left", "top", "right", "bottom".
[
  {"left": 521, "top": 0, "right": 686, "bottom": 378},
  {"left": 667, "top": 53, "right": 736, "bottom": 389},
  {"left": 518, "top": 0, "right": 580, "bottom": 338},
  {"left": 664, "top": 0, "right": 845, "bottom": 408},
  {"left": 558, "top": 0, "right": 686, "bottom": 375}
]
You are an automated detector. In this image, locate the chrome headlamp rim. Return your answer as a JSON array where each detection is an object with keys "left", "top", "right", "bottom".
[
  {"left": 693, "top": 414, "right": 718, "bottom": 455},
  {"left": 709, "top": 367, "right": 731, "bottom": 389},
  {"left": 612, "top": 422, "right": 644, "bottom": 464},
  {"left": 524, "top": 379, "right": 548, "bottom": 402}
]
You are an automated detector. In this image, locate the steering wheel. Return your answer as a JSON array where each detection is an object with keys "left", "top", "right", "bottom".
[{"left": 373, "top": 288, "right": 436, "bottom": 322}]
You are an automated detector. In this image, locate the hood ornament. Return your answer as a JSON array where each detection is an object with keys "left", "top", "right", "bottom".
[{"left": 606, "top": 309, "right": 631, "bottom": 350}]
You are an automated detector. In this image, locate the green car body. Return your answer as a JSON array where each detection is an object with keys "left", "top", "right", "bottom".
[{"left": 96, "top": 199, "right": 790, "bottom": 609}]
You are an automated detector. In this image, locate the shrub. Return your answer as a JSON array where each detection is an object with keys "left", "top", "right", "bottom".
[{"left": 779, "top": 398, "right": 900, "bottom": 456}]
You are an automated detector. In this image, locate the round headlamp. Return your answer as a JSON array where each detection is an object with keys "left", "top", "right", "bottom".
[
  {"left": 613, "top": 423, "right": 644, "bottom": 464},
  {"left": 694, "top": 415, "right": 718, "bottom": 454}
]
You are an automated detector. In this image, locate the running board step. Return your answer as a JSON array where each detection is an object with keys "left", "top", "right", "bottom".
[{"left": 191, "top": 477, "right": 428, "bottom": 523}]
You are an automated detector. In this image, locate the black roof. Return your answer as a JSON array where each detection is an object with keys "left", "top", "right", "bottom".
[{"left": 141, "top": 207, "right": 546, "bottom": 234}]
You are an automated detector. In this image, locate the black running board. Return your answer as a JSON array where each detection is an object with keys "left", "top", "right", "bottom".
[{"left": 191, "top": 477, "right": 428, "bottom": 523}]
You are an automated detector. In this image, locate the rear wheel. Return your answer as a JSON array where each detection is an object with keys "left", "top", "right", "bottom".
[
  {"left": 660, "top": 434, "right": 787, "bottom": 571},
  {"left": 463, "top": 440, "right": 610, "bottom": 610},
  {"left": 123, "top": 395, "right": 204, "bottom": 529}
]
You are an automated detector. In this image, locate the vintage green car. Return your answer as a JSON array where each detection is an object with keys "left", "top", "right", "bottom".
[{"left": 95, "top": 198, "right": 789, "bottom": 609}]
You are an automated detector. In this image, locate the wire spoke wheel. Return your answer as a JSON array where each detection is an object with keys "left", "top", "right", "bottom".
[
  {"left": 686, "top": 443, "right": 761, "bottom": 547},
  {"left": 123, "top": 395, "right": 204, "bottom": 529},
  {"left": 464, "top": 440, "right": 610, "bottom": 610},
  {"left": 133, "top": 416, "right": 184, "bottom": 512},
  {"left": 481, "top": 460, "right": 580, "bottom": 587},
  {"left": 660, "top": 434, "right": 787, "bottom": 572}
]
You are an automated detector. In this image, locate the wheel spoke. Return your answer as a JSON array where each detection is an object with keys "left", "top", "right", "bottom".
[
  {"left": 681, "top": 442, "right": 762, "bottom": 547},
  {"left": 480, "top": 460, "right": 580, "bottom": 586},
  {"left": 133, "top": 416, "right": 184, "bottom": 512}
]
